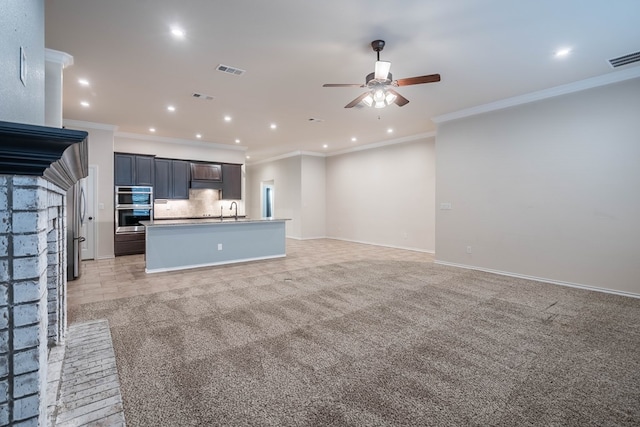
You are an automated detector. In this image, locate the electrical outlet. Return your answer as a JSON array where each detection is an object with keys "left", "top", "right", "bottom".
[
  {"left": 466, "top": 246, "right": 472, "bottom": 254},
  {"left": 440, "top": 202, "right": 452, "bottom": 210},
  {"left": 217, "top": 243, "right": 223, "bottom": 251}
]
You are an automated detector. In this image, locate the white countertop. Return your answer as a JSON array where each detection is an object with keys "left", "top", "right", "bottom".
[{"left": 140, "top": 217, "right": 289, "bottom": 227}]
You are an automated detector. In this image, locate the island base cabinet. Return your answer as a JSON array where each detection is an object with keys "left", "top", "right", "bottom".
[{"left": 143, "top": 220, "right": 287, "bottom": 272}]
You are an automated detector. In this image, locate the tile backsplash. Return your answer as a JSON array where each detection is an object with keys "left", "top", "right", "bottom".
[{"left": 154, "top": 189, "right": 245, "bottom": 219}]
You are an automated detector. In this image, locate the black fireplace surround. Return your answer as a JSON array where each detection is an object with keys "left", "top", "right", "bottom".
[{"left": 0, "top": 120, "right": 88, "bottom": 190}]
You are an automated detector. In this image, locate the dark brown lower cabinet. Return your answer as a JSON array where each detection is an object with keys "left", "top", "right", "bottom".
[{"left": 114, "top": 232, "right": 145, "bottom": 256}]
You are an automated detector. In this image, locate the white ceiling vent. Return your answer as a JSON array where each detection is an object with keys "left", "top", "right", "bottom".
[
  {"left": 609, "top": 51, "right": 640, "bottom": 68},
  {"left": 192, "top": 92, "right": 214, "bottom": 100},
  {"left": 216, "top": 64, "right": 246, "bottom": 76}
]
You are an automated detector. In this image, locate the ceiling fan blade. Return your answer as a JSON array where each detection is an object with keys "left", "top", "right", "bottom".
[
  {"left": 374, "top": 61, "right": 391, "bottom": 80},
  {"left": 387, "top": 89, "right": 409, "bottom": 106},
  {"left": 395, "top": 74, "right": 441, "bottom": 86},
  {"left": 344, "top": 92, "right": 370, "bottom": 108},
  {"left": 323, "top": 83, "right": 364, "bottom": 87}
]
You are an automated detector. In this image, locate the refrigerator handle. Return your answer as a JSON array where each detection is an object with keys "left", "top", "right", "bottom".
[{"left": 80, "top": 186, "right": 86, "bottom": 224}]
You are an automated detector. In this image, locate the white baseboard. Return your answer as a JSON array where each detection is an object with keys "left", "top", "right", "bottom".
[
  {"left": 435, "top": 260, "right": 640, "bottom": 299},
  {"left": 284, "top": 235, "right": 435, "bottom": 253},
  {"left": 327, "top": 236, "right": 435, "bottom": 254}
]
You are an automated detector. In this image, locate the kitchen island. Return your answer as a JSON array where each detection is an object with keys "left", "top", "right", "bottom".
[{"left": 140, "top": 218, "right": 289, "bottom": 273}]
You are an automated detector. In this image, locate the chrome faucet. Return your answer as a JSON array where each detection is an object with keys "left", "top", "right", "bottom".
[{"left": 230, "top": 201, "right": 238, "bottom": 220}]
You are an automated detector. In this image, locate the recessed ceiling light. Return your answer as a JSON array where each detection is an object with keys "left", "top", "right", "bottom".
[
  {"left": 270, "top": 123, "right": 277, "bottom": 129},
  {"left": 78, "top": 78, "right": 89, "bottom": 86},
  {"left": 80, "top": 101, "right": 90, "bottom": 107},
  {"left": 167, "top": 105, "right": 176, "bottom": 112},
  {"left": 224, "top": 115, "right": 232, "bottom": 122},
  {"left": 171, "top": 27, "right": 185, "bottom": 38},
  {"left": 149, "top": 127, "right": 156, "bottom": 132},
  {"left": 323, "top": 144, "right": 328, "bottom": 149},
  {"left": 246, "top": 155, "right": 251, "bottom": 159},
  {"left": 235, "top": 139, "right": 241, "bottom": 144},
  {"left": 196, "top": 134, "right": 202, "bottom": 139},
  {"left": 555, "top": 48, "right": 571, "bottom": 58},
  {"left": 351, "top": 137, "right": 357, "bottom": 142},
  {"left": 387, "top": 128, "right": 394, "bottom": 133}
]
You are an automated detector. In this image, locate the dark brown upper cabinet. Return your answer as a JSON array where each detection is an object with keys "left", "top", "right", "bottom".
[
  {"left": 154, "top": 159, "right": 190, "bottom": 200},
  {"left": 114, "top": 153, "right": 155, "bottom": 186},
  {"left": 221, "top": 163, "right": 242, "bottom": 200}
]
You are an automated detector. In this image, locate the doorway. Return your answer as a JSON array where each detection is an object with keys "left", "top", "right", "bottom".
[
  {"left": 80, "top": 165, "right": 97, "bottom": 260},
  {"left": 261, "top": 180, "right": 275, "bottom": 218}
]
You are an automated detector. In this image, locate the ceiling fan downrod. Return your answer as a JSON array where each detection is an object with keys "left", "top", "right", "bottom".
[{"left": 371, "top": 39, "right": 385, "bottom": 61}]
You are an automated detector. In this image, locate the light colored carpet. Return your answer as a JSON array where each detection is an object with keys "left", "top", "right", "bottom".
[{"left": 69, "top": 260, "right": 640, "bottom": 426}]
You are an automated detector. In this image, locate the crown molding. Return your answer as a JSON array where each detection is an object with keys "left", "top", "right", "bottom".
[
  {"left": 248, "top": 132, "right": 437, "bottom": 166},
  {"left": 115, "top": 131, "right": 247, "bottom": 152},
  {"left": 63, "top": 119, "right": 119, "bottom": 131},
  {"left": 45, "top": 48, "right": 74, "bottom": 68},
  {"left": 249, "top": 150, "right": 324, "bottom": 166},
  {"left": 327, "top": 131, "right": 436, "bottom": 157},
  {"left": 432, "top": 67, "right": 640, "bottom": 124}
]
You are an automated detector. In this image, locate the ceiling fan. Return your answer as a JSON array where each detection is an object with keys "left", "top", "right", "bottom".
[{"left": 323, "top": 40, "right": 440, "bottom": 108}]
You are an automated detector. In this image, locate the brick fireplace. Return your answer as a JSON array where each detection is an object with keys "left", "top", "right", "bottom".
[{"left": 0, "top": 121, "right": 87, "bottom": 426}]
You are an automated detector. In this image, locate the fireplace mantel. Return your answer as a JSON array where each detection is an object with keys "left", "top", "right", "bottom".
[{"left": 0, "top": 120, "right": 88, "bottom": 190}]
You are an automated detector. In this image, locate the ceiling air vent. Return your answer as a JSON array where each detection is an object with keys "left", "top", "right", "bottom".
[
  {"left": 608, "top": 51, "right": 640, "bottom": 68},
  {"left": 216, "top": 64, "right": 246, "bottom": 76},
  {"left": 192, "top": 92, "right": 214, "bottom": 100}
]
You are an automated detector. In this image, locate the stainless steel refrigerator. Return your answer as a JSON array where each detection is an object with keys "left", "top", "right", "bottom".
[{"left": 66, "top": 180, "right": 86, "bottom": 281}]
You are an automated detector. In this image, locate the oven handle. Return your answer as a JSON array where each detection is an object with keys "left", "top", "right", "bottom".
[{"left": 115, "top": 205, "right": 153, "bottom": 209}]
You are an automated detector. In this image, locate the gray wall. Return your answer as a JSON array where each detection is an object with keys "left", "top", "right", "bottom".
[
  {"left": 326, "top": 139, "right": 436, "bottom": 252},
  {"left": 114, "top": 134, "right": 246, "bottom": 165},
  {"left": 246, "top": 155, "right": 302, "bottom": 238},
  {"left": 435, "top": 78, "right": 640, "bottom": 295},
  {"left": 300, "top": 155, "right": 326, "bottom": 239},
  {"left": 247, "top": 139, "right": 436, "bottom": 251},
  {"left": 0, "top": 0, "right": 45, "bottom": 124}
]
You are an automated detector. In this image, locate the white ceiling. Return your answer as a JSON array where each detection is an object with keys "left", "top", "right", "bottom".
[{"left": 45, "top": 0, "right": 640, "bottom": 162}]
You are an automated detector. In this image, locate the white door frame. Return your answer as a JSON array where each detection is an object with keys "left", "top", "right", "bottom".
[
  {"left": 260, "top": 180, "right": 275, "bottom": 218},
  {"left": 81, "top": 165, "right": 98, "bottom": 260}
]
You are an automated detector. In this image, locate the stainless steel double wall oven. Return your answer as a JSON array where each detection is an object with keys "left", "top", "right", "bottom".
[{"left": 115, "top": 186, "right": 153, "bottom": 233}]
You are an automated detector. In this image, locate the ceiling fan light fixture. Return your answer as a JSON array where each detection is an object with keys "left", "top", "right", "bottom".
[
  {"left": 374, "top": 61, "right": 391, "bottom": 80},
  {"left": 373, "top": 89, "right": 388, "bottom": 108},
  {"left": 363, "top": 88, "right": 395, "bottom": 108},
  {"left": 385, "top": 91, "right": 397, "bottom": 105}
]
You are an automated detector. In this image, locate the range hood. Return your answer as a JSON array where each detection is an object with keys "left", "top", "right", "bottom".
[{"left": 190, "top": 162, "right": 223, "bottom": 189}]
